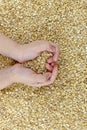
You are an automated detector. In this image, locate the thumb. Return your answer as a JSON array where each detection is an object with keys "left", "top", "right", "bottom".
[
  {"left": 34, "top": 72, "right": 51, "bottom": 83},
  {"left": 47, "top": 42, "right": 56, "bottom": 53}
]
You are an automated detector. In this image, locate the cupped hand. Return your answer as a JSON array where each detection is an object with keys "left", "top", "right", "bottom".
[
  {"left": 13, "top": 63, "right": 58, "bottom": 87},
  {"left": 19, "top": 40, "right": 59, "bottom": 63},
  {"left": 14, "top": 40, "right": 59, "bottom": 87}
]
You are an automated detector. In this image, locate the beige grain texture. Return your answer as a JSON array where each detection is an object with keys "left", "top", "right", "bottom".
[{"left": 0, "top": 0, "right": 87, "bottom": 130}]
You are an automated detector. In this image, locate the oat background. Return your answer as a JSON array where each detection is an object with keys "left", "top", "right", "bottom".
[{"left": 0, "top": 0, "right": 87, "bottom": 130}]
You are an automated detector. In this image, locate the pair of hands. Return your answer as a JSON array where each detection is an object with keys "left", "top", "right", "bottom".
[{"left": 13, "top": 40, "right": 59, "bottom": 87}]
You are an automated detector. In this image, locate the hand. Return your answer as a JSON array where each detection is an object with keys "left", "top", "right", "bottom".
[
  {"left": 12, "top": 63, "right": 58, "bottom": 87},
  {"left": 16, "top": 40, "right": 59, "bottom": 87},
  {"left": 19, "top": 40, "right": 59, "bottom": 63}
]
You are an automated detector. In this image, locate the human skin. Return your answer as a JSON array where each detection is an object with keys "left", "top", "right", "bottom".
[{"left": 0, "top": 33, "right": 59, "bottom": 90}]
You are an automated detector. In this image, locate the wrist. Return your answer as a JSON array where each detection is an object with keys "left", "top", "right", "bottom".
[
  {"left": 8, "top": 66, "right": 16, "bottom": 84},
  {"left": 0, "top": 66, "right": 14, "bottom": 90},
  {"left": 14, "top": 44, "right": 23, "bottom": 63},
  {"left": 17, "top": 44, "right": 32, "bottom": 62},
  {"left": 11, "top": 64, "right": 23, "bottom": 83}
]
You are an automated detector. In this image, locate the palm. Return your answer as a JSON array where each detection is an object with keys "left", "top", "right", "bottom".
[{"left": 13, "top": 64, "right": 53, "bottom": 87}]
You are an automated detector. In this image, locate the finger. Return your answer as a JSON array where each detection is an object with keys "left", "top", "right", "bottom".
[
  {"left": 53, "top": 50, "right": 58, "bottom": 62},
  {"left": 51, "top": 62, "right": 55, "bottom": 67},
  {"left": 34, "top": 72, "right": 51, "bottom": 83},
  {"left": 50, "top": 64, "right": 58, "bottom": 83},
  {"left": 44, "top": 64, "right": 58, "bottom": 84},
  {"left": 43, "top": 72, "right": 52, "bottom": 80},
  {"left": 31, "top": 79, "right": 51, "bottom": 87},
  {"left": 34, "top": 74, "right": 47, "bottom": 82},
  {"left": 46, "top": 63, "right": 53, "bottom": 72},
  {"left": 47, "top": 56, "right": 53, "bottom": 63},
  {"left": 47, "top": 42, "right": 59, "bottom": 62},
  {"left": 52, "top": 44, "right": 59, "bottom": 62},
  {"left": 30, "top": 72, "right": 52, "bottom": 87},
  {"left": 33, "top": 64, "right": 58, "bottom": 87},
  {"left": 46, "top": 41, "right": 56, "bottom": 52}
]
